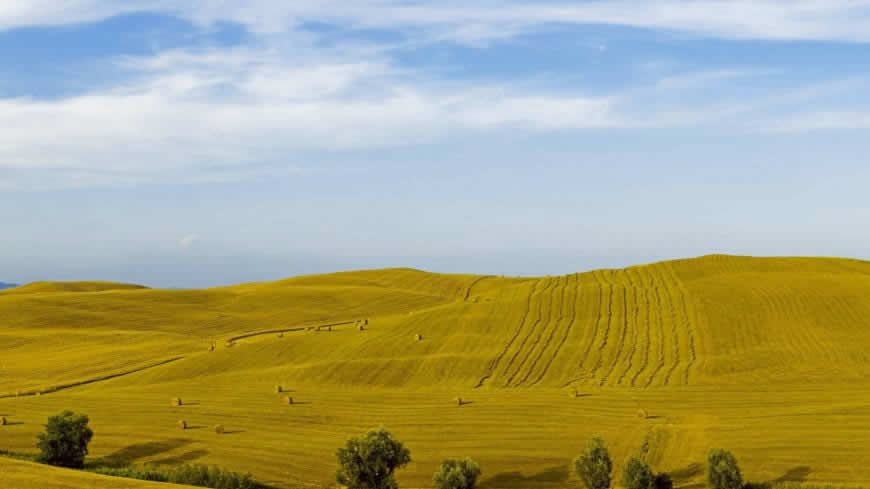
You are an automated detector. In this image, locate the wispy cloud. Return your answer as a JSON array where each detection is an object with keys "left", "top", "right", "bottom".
[
  {"left": 4, "top": 1, "right": 870, "bottom": 43},
  {"left": 2, "top": 1, "right": 869, "bottom": 190},
  {"left": 766, "top": 111, "right": 870, "bottom": 132}
]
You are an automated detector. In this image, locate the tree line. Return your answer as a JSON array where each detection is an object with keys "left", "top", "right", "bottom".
[{"left": 18, "top": 410, "right": 748, "bottom": 489}]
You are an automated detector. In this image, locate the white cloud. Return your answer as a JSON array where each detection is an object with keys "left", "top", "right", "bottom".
[{"left": 2, "top": 2, "right": 868, "bottom": 190}]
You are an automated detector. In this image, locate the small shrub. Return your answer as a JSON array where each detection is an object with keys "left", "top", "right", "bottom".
[
  {"left": 37, "top": 410, "right": 94, "bottom": 468},
  {"left": 167, "top": 464, "right": 255, "bottom": 489},
  {"left": 336, "top": 426, "right": 411, "bottom": 489},
  {"left": 94, "top": 464, "right": 255, "bottom": 489},
  {"left": 574, "top": 438, "right": 612, "bottom": 489},
  {"left": 742, "top": 482, "right": 771, "bottom": 489},
  {"left": 707, "top": 449, "right": 743, "bottom": 489},
  {"left": 622, "top": 456, "right": 655, "bottom": 489},
  {"left": 433, "top": 457, "right": 481, "bottom": 489}
]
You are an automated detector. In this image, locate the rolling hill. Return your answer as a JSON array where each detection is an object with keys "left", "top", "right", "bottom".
[
  {"left": 1, "top": 256, "right": 869, "bottom": 488},
  {"left": 0, "top": 282, "right": 17, "bottom": 290}
]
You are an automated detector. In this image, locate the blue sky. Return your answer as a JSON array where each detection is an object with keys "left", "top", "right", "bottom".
[{"left": 1, "top": 1, "right": 869, "bottom": 287}]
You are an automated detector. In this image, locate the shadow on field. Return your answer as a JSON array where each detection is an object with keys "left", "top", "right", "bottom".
[
  {"left": 480, "top": 464, "right": 570, "bottom": 488},
  {"left": 151, "top": 449, "right": 209, "bottom": 466},
  {"left": 221, "top": 430, "right": 247, "bottom": 435},
  {"left": 669, "top": 462, "right": 704, "bottom": 489},
  {"left": 2, "top": 421, "right": 24, "bottom": 426},
  {"left": 95, "top": 439, "right": 194, "bottom": 468},
  {"left": 772, "top": 466, "right": 811, "bottom": 483}
]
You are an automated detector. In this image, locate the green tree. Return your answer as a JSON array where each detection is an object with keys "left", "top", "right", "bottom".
[
  {"left": 707, "top": 449, "right": 743, "bottom": 489},
  {"left": 36, "top": 410, "right": 94, "bottom": 469},
  {"left": 622, "top": 456, "right": 655, "bottom": 489},
  {"left": 574, "top": 438, "right": 613, "bottom": 489},
  {"left": 336, "top": 426, "right": 411, "bottom": 489},
  {"left": 433, "top": 457, "right": 481, "bottom": 489}
]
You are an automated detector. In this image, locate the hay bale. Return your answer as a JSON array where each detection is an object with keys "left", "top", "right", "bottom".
[
  {"left": 171, "top": 397, "right": 183, "bottom": 407},
  {"left": 208, "top": 343, "right": 215, "bottom": 352},
  {"left": 275, "top": 385, "right": 283, "bottom": 393},
  {"left": 214, "top": 424, "right": 225, "bottom": 434},
  {"left": 177, "top": 419, "right": 187, "bottom": 430},
  {"left": 456, "top": 397, "right": 463, "bottom": 406},
  {"left": 364, "top": 319, "right": 369, "bottom": 325},
  {"left": 359, "top": 324, "right": 365, "bottom": 331},
  {"left": 225, "top": 341, "right": 235, "bottom": 348},
  {"left": 283, "top": 396, "right": 294, "bottom": 405},
  {"left": 1, "top": 416, "right": 7, "bottom": 426},
  {"left": 637, "top": 409, "right": 649, "bottom": 420},
  {"left": 415, "top": 334, "right": 423, "bottom": 341},
  {"left": 278, "top": 332, "right": 284, "bottom": 338},
  {"left": 570, "top": 389, "right": 579, "bottom": 398},
  {"left": 327, "top": 326, "right": 332, "bottom": 332}
]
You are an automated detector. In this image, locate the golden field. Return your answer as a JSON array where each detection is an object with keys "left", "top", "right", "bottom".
[{"left": 1, "top": 255, "right": 870, "bottom": 488}]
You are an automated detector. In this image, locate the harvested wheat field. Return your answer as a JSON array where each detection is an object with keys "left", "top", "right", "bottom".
[{"left": 2, "top": 256, "right": 870, "bottom": 488}]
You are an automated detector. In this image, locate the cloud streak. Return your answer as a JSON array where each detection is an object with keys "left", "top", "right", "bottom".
[{"left": 4, "top": 1, "right": 870, "bottom": 42}]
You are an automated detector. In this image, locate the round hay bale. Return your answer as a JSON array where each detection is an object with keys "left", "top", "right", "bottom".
[
  {"left": 415, "top": 334, "right": 423, "bottom": 341},
  {"left": 177, "top": 419, "right": 187, "bottom": 430},
  {"left": 283, "top": 396, "right": 294, "bottom": 405},
  {"left": 364, "top": 319, "right": 369, "bottom": 325},
  {"left": 1, "top": 416, "right": 7, "bottom": 426},
  {"left": 456, "top": 397, "right": 463, "bottom": 406},
  {"left": 569, "top": 389, "right": 579, "bottom": 398},
  {"left": 171, "top": 397, "right": 183, "bottom": 407},
  {"left": 327, "top": 326, "right": 332, "bottom": 332},
  {"left": 214, "top": 424, "right": 225, "bottom": 434},
  {"left": 637, "top": 409, "right": 649, "bottom": 420},
  {"left": 275, "top": 385, "right": 283, "bottom": 393},
  {"left": 208, "top": 343, "right": 215, "bottom": 352},
  {"left": 278, "top": 332, "right": 284, "bottom": 338},
  {"left": 359, "top": 324, "right": 365, "bottom": 331}
]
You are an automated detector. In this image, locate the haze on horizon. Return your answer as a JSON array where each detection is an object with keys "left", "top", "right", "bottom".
[{"left": 1, "top": 1, "right": 868, "bottom": 288}]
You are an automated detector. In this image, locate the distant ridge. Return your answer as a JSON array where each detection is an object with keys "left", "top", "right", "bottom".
[
  {"left": 0, "top": 282, "right": 17, "bottom": 290},
  {"left": 3, "top": 280, "right": 147, "bottom": 294}
]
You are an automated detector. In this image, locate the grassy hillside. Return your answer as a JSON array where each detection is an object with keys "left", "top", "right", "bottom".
[
  {"left": 0, "top": 457, "right": 196, "bottom": 489},
  {"left": 1, "top": 256, "right": 869, "bottom": 488}
]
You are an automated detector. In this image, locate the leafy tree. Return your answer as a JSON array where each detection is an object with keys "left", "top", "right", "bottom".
[
  {"left": 622, "top": 456, "right": 656, "bottom": 489},
  {"left": 336, "top": 426, "right": 411, "bottom": 489},
  {"left": 574, "top": 438, "right": 613, "bottom": 489},
  {"left": 707, "top": 449, "right": 743, "bottom": 489},
  {"left": 36, "top": 410, "right": 94, "bottom": 468},
  {"left": 433, "top": 457, "right": 481, "bottom": 489}
]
